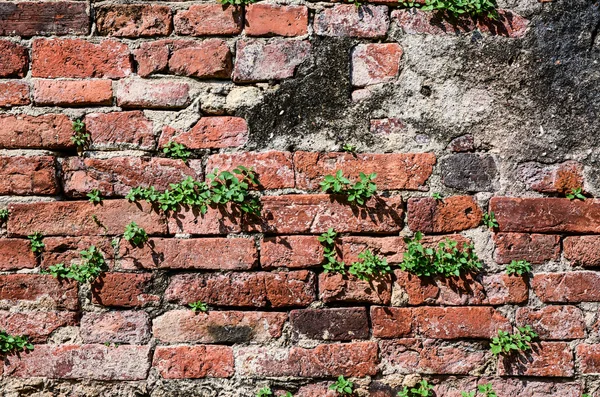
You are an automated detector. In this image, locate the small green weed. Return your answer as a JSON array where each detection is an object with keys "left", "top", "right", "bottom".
[
  {"left": 158, "top": 178, "right": 212, "bottom": 213},
  {"left": 566, "top": 187, "right": 586, "bottom": 201},
  {"left": 421, "top": 0, "right": 498, "bottom": 18},
  {"left": 71, "top": 119, "right": 89, "bottom": 149},
  {"left": 257, "top": 387, "right": 272, "bottom": 397},
  {"left": 46, "top": 245, "right": 106, "bottom": 284},
  {"left": 189, "top": 301, "right": 209, "bottom": 313},
  {"left": 342, "top": 143, "right": 357, "bottom": 153},
  {"left": 462, "top": 383, "right": 497, "bottom": 397},
  {"left": 163, "top": 141, "right": 192, "bottom": 162},
  {"left": 318, "top": 228, "right": 346, "bottom": 274},
  {"left": 28, "top": 232, "right": 44, "bottom": 254},
  {"left": 432, "top": 192, "right": 443, "bottom": 200},
  {"left": 329, "top": 375, "right": 353, "bottom": 395},
  {"left": 208, "top": 166, "right": 261, "bottom": 216},
  {"left": 124, "top": 222, "right": 148, "bottom": 246},
  {"left": 219, "top": 0, "right": 257, "bottom": 5},
  {"left": 0, "top": 330, "right": 33, "bottom": 355},
  {"left": 87, "top": 189, "right": 102, "bottom": 204},
  {"left": 482, "top": 211, "right": 499, "bottom": 229},
  {"left": 506, "top": 260, "right": 531, "bottom": 276},
  {"left": 320, "top": 170, "right": 377, "bottom": 205},
  {"left": 490, "top": 325, "right": 538, "bottom": 356},
  {"left": 348, "top": 250, "right": 391, "bottom": 281},
  {"left": 0, "top": 209, "right": 8, "bottom": 224},
  {"left": 398, "top": 380, "right": 434, "bottom": 397}
]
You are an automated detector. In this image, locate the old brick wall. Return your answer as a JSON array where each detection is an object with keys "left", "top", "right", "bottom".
[{"left": 1, "top": 0, "right": 600, "bottom": 395}]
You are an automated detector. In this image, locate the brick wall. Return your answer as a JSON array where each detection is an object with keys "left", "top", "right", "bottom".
[{"left": 1, "top": 0, "right": 599, "bottom": 395}]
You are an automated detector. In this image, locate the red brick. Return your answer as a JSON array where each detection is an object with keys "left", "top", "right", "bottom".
[
  {"left": 577, "top": 344, "right": 600, "bottom": 374},
  {"left": 370, "top": 118, "right": 406, "bottom": 135},
  {"left": 41, "top": 236, "right": 115, "bottom": 270},
  {"left": 264, "top": 270, "right": 316, "bottom": 307},
  {"left": 0, "top": 239, "right": 36, "bottom": 270},
  {"left": 236, "top": 342, "right": 378, "bottom": 377},
  {"left": 174, "top": 5, "right": 242, "bottom": 36},
  {"left": 393, "top": 271, "right": 439, "bottom": 306},
  {"left": 134, "top": 41, "right": 170, "bottom": 77},
  {"left": 8, "top": 200, "right": 167, "bottom": 237},
  {"left": 414, "top": 307, "right": 510, "bottom": 339},
  {"left": 481, "top": 379, "right": 582, "bottom": 397},
  {"left": 532, "top": 271, "right": 600, "bottom": 302},
  {"left": 291, "top": 307, "right": 369, "bottom": 341},
  {"left": 247, "top": 194, "right": 404, "bottom": 234},
  {"left": 245, "top": 4, "right": 308, "bottom": 37},
  {"left": 490, "top": 197, "right": 600, "bottom": 233},
  {"left": 168, "top": 39, "right": 232, "bottom": 78},
  {"left": 448, "top": 134, "right": 475, "bottom": 152},
  {"left": 294, "top": 152, "right": 435, "bottom": 191},
  {"left": 297, "top": 383, "right": 335, "bottom": 397},
  {"left": 498, "top": 342, "right": 573, "bottom": 377},
  {"left": 0, "top": 311, "right": 78, "bottom": 343},
  {"left": 0, "top": 114, "right": 74, "bottom": 149},
  {"left": 80, "top": 311, "right": 150, "bottom": 344},
  {"left": 564, "top": 236, "right": 600, "bottom": 267},
  {"left": 0, "top": 40, "right": 28, "bottom": 77},
  {"left": 153, "top": 345, "right": 234, "bottom": 379},
  {"left": 33, "top": 79, "right": 113, "bottom": 106},
  {"left": 370, "top": 307, "right": 413, "bottom": 338},
  {"left": 85, "top": 111, "right": 155, "bottom": 151},
  {"left": 392, "top": 9, "right": 528, "bottom": 38},
  {"left": 0, "top": 2, "right": 89, "bottom": 37},
  {"left": 0, "top": 156, "right": 58, "bottom": 195},
  {"left": 61, "top": 156, "right": 201, "bottom": 198},
  {"left": 319, "top": 272, "right": 392, "bottom": 304},
  {"left": 494, "top": 233, "right": 560, "bottom": 264},
  {"left": 314, "top": 5, "right": 389, "bottom": 38},
  {"left": 481, "top": 274, "right": 529, "bottom": 305},
  {"left": 116, "top": 79, "right": 189, "bottom": 109},
  {"left": 520, "top": 160, "right": 584, "bottom": 194},
  {"left": 118, "top": 237, "right": 257, "bottom": 270},
  {"left": 260, "top": 235, "right": 324, "bottom": 269},
  {"left": 206, "top": 151, "right": 294, "bottom": 189},
  {"left": 32, "top": 38, "right": 131, "bottom": 79},
  {"left": 96, "top": 4, "right": 172, "bottom": 37},
  {"left": 407, "top": 196, "right": 483, "bottom": 233},
  {"left": 4, "top": 344, "right": 151, "bottom": 380},
  {"left": 0, "top": 81, "right": 29, "bottom": 107},
  {"left": 516, "top": 306, "right": 585, "bottom": 340},
  {"left": 233, "top": 39, "right": 311, "bottom": 83},
  {"left": 0, "top": 274, "right": 78, "bottom": 310},
  {"left": 351, "top": 43, "right": 402, "bottom": 87},
  {"left": 92, "top": 273, "right": 159, "bottom": 308},
  {"left": 159, "top": 117, "right": 248, "bottom": 149},
  {"left": 152, "top": 310, "right": 286, "bottom": 343}
]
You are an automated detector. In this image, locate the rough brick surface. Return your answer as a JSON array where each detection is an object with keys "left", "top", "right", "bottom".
[
  {"left": 494, "top": 233, "right": 561, "bottom": 264},
  {"left": 0, "top": 40, "right": 28, "bottom": 77},
  {"left": 116, "top": 79, "right": 189, "bottom": 109},
  {"left": 0, "top": 275, "right": 79, "bottom": 310},
  {"left": 96, "top": 5, "right": 172, "bottom": 37},
  {"left": 563, "top": 235, "right": 600, "bottom": 267},
  {"left": 519, "top": 160, "right": 584, "bottom": 194},
  {"left": 245, "top": 4, "right": 309, "bottom": 37},
  {"left": 0, "top": 114, "right": 74, "bottom": 149},
  {"left": 169, "top": 39, "right": 233, "bottom": 78},
  {"left": 351, "top": 43, "right": 402, "bottom": 87},
  {"left": 41, "top": 236, "right": 115, "bottom": 270},
  {"left": 81, "top": 311, "right": 150, "bottom": 344},
  {"left": 0, "top": 239, "right": 36, "bottom": 270},
  {"left": 0, "top": 2, "right": 89, "bottom": 37},
  {"left": 159, "top": 117, "right": 248, "bottom": 149},
  {"left": 260, "top": 235, "right": 324, "bottom": 269},
  {"left": 532, "top": 272, "right": 600, "bottom": 302},
  {"left": 577, "top": 344, "right": 600, "bottom": 374},
  {"left": 319, "top": 273, "right": 392, "bottom": 304},
  {"left": 84, "top": 111, "right": 155, "bottom": 151},
  {"left": 314, "top": 5, "right": 389, "bottom": 38},
  {"left": 153, "top": 345, "right": 234, "bottom": 379},
  {"left": 0, "top": 311, "right": 78, "bottom": 343},
  {"left": 498, "top": 342, "right": 573, "bottom": 377},
  {"left": 0, "top": 81, "right": 30, "bottom": 107},
  {"left": 0, "top": 156, "right": 58, "bottom": 195},
  {"left": 92, "top": 273, "right": 159, "bottom": 308},
  {"left": 516, "top": 306, "right": 585, "bottom": 340},
  {"left": 33, "top": 79, "right": 113, "bottom": 106},
  {"left": 291, "top": 307, "right": 369, "bottom": 341},
  {"left": 407, "top": 196, "right": 482, "bottom": 233},
  {"left": 174, "top": 5, "right": 242, "bottom": 36},
  {"left": 413, "top": 307, "right": 510, "bottom": 339}
]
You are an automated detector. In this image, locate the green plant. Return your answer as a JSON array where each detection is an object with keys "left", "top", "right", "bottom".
[
  {"left": 348, "top": 250, "right": 391, "bottom": 281},
  {"left": 506, "top": 260, "right": 532, "bottom": 276},
  {"left": 46, "top": 245, "right": 106, "bottom": 284},
  {"left": 566, "top": 187, "right": 586, "bottom": 200},
  {"left": 28, "top": 232, "right": 44, "bottom": 254},
  {"left": 158, "top": 178, "right": 212, "bottom": 213},
  {"left": 124, "top": 222, "right": 148, "bottom": 246},
  {"left": 482, "top": 211, "right": 499, "bottom": 228},
  {"left": 257, "top": 387, "right": 272, "bottom": 397},
  {"left": 0, "top": 209, "right": 8, "bottom": 224},
  {"left": 318, "top": 228, "right": 346, "bottom": 274},
  {"left": 208, "top": 166, "right": 260, "bottom": 215},
  {"left": 320, "top": 170, "right": 377, "bottom": 205},
  {"left": 163, "top": 141, "right": 192, "bottom": 162},
  {"left": 462, "top": 384, "right": 497, "bottom": 397},
  {"left": 398, "top": 380, "right": 434, "bottom": 397},
  {"left": 218, "top": 0, "right": 256, "bottom": 5},
  {"left": 490, "top": 325, "right": 538, "bottom": 356},
  {"left": 189, "top": 301, "right": 209, "bottom": 312},
  {"left": 70, "top": 119, "right": 89, "bottom": 149},
  {"left": 87, "top": 189, "right": 102, "bottom": 204},
  {"left": 342, "top": 143, "right": 356, "bottom": 153},
  {"left": 421, "top": 0, "right": 498, "bottom": 18},
  {"left": 329, "top": 375, "right": 353, "bottom": 395},
  {"left": 432, "top": 192, "right": 443, "bottom": 200},
  {"left": 0, "top": 330, "right": 33, "bottom": 355},
  {"left": 400, "top": 232, "right": 481, "bottom": 277}
]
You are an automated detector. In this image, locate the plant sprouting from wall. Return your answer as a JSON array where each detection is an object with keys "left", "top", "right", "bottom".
[
  {"left": 163, "top": 141, "right": 192, "bottom": 162},
  {"left": 124, "top": 222, "right": 148, "bottom": 247},
  {"left": 87, "top": 189, "right": 102, "bottom": 204},
  {"left": 28, "top": 232, "right": 44, "bottom": 254},
  {"left": 482, "top": 211, "right": 498, "bottom": 229},
  {"left": 318, "top": 228, "right": 346, "bottom": 274},
  {"left": 398, "top": 380, "right": 434, "bottom": 397},
  {"left": 0, "top": 330, "right": 33, "bottom": 355},
  {"left": 45, "top": 245, "right": 106, "bottom": 284},
  {"left": 421, "top": 0, "right": 498, "bottom": 19},
  {"left": 348, "top": 250, "right": 391, "bottom": 281},
  {"left": 490, "top": 325, "right": 538, "bottom": 356},
  {"left": 566, "top": 187, "right": 586, "bottom": 201},
  {"left": 506, "top": 260, "right": 532, "bottom": 276},
  {"left": 71, "top": 119, "right": 90, "bottom": 150},
  {"left": 0, "top": 209, "right": 8, "bottom": 224},
  {"left": 208, "top": 166, "right": 261, "bottom": 216},
  {"left": 189, "top": 301, "right": 209, "bottom": 313},
  {"left": 320, "top": 170, "right": 377, "bottom": 205},
  {"left": 462, "top": 384, "right": 497, "bottom": 397},
  {"left": 329, "top": 375, "right": 353, "bottom": 395}
]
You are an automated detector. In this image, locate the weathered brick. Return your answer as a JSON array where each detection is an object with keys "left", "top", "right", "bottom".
[
  {"left": 0, "top": 239, "right": 36, "bottom": 270},
  {"left": 118, "top": 237, "right": 257, "bottom": 270},
  {"left": 96, "top": 5, "right": 172, "bottom": 37},
  {"left": 498, "top": 342, "right": 573, "bottom": 377},
  {"left": 92, "top": 273, "right": 159, "bottom": 308},
  {"left": 371, "top": 307, "right": 413, "bottom": 338},
  {"left": 32, "top": 38, "right": 132, "bottom": 79},
  {"left": 33, "top": 79, "right": 113, "bottom": 106},
  {"left": 116, "top": 79, "right": 189, "bottom": 109},
  {"left": 392, "top": 9, "right": 528, "bottom": 38},
  {"left": 41, "top": 236, "right": 115, "bottom": 270},
  {"left": 0, "top": 274, "right": 78, "bottom": 310},
  {"left": 134, "top": 41, "right": 170, "bottom": 77},
  {"left": 0, "top": 156, "right": 58, "bottom": 195},
  {"left": 0, "top": 114, "right": 74, "bottom": 150},
  {"left": 0, "top": 81, "right": 30, "bottom": 107},
  {"left": 479, "top": 379, "right": 582, "bottom": 397},
  {"left": 314, "top": 5, "right": 389, "bottom": 38},
  {"left": 159, "top": 117, "right": 248, "bottom": 149},
  {"left": 407, "top": 196, "right": 482, "bottom": 233},
  {"left": 0, "top": 40, "right": 28, "bottom": 77},
  {"left": 481, "top": 274, "right": 529, "bottom": 305},
  {"left": 153, "top": 345, "right": 234, "bottom": 379},
  {"left": 291, "top": 307, "right": 369, "bottom": 341},
  {"left": 8, "top": 200, "right": 167, "bottom": 237},
  {"left": 577, "top": 344, "right": 600, "bottom": 374},
  {"left": 0, "top": 2, "right": 89, "bottom": 37},
  {"left": 447, "top": 134, "right": 474, "bottom": 152},
  {"left": 490, "top": 197, "right": 600, "bottom": 233},
  {"left": 370, "top": 118, "right": 406, "bottom": 135},
  {"left": 440, "top": 153, "right": 498, "bottom": 192},
  {"left": 294, "top": 152, "right": 435, "bottom": 191},
  {"left": 174, "top": 5, "right": 242, "bottom": 36},
  {"left": 532, "top": 271, "right": 600, "bottom": 302},
  {"left": 233, "top": 39, "right": 311, "bottom": 83},
  {"left": 260, "top": 235, "right": 324, "bottom": 269},
  {"left": 264, "top": 270, "right": 316, "bottom": 307},
  {"left": 393, "top": 271, "right": 439, "bottom": 306},
  {"left": 564, "top": 235, "right": 600, "bottom": 267},
  {"left": 413, "top": 307, "right": 510, "bottom": 339},
  {"left": 206, "top": 151, "right": 294, "bottom": 189},
  {"left": 519, "top": 160, "right": 584, "bottom": 194},
  {"left": 0, "top": 311, "right": 78, "bottom": 343},
  {"left": 516, "top": 306, "right": 585, "bottom": 340},
  {"left": 168, "top": 39, "right": 232, "bottom": 78},
  {"left": 60, "top": 156, "right": 201, "bottom": 198},
  {"left": 166, "top": 204, "right": 241, "bottom": 235},
  {"left": 80, "top": 311, "right": 150, "bottom": 344},
  {"left": 494, "top": 233, "right": 560, "bottom": 264},
  {"left": 4, "top": 344, "right": 151, "bottom": 380},
  {"left": 237, "top": 342, "right": 378, "bottom": 377},
  {"left": 247, "top": 194, "right": 404, "bottom": 234},
  {"left": 319, "top": 272, "right": 392, "bottom": 304},
  {"left": 153, "top": 310, "right": 286, "bottom": 343},
  {"left": 245, "top": 4, "right": 308, "bottom": 37},
  {"left": 351, "top": 43, "right": 402, "bottom": 87},
  {"left": 84, "top": 111, "right": 155, "bottom": 151}
]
